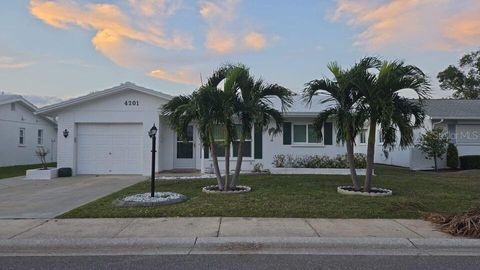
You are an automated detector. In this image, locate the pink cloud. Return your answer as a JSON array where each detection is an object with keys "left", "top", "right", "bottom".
[
  {"left": 329, "top": 0, "right": 480, "bottom": 51},
  {"left": 149, "top": 68, "right": 200, "bottom": 85}
]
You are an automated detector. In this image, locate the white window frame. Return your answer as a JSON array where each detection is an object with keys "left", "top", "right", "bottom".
[
  {"left": 359, "top": 129, "right": 367, "bottom": 145},
  {"left": 19, "top": 128, "right": 25, "bottom": 146},
  {"left": 378, "top": 130, "right": 384, "bottom": 145},
  {"left": 292, "top": 123, "right": 324, "bottom": 146},
  {"left": 38, "top": 129, "right": 44, "bottom": 145},
  {"left": 209, "top": 125, "right": 254, "bottom": 160}
]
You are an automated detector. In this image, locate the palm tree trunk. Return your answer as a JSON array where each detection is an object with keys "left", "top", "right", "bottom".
[
  {"left": 232, "top": 135, "right": 245, "bottom": 188},
  {"left": 224, "top": 141, "right": 231, "bottom": 191},
  {"left": 345, "top": 134, "right": 360, "bottom": 191},
  {"left": 209, "top": 141, "right": 224, "bottom": 190},
  {"left": 364, "top": 120, "right": 377, "bottom": 192}
]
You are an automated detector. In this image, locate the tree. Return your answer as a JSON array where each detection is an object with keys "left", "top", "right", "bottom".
[
  {"left": 162, "top": 86, "right": 228, "bottom": 190},
  {"left": 446, "top": 143, "right": 459, "bottom": 169},
  {"left": 303, "top": 61, "right": 371, "bottom": 191},
  {"left": 437, "top": 50, "right": 480, "bottom": 99},
  {"left": 355, "top": 59, "right": 430, "bottom": 192},
  {"left": 231, "top": 66, "right": 292, "bottom": 188},
  {"left": 416, "top": 128, "right": 449, "bottom": 171}
]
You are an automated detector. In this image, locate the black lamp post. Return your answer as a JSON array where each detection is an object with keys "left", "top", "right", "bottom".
[{"left": 148, "top": 124, "right": 158, "bottom": 197}]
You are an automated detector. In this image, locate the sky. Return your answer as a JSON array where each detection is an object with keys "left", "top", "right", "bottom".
[{"left": 1, "top": 0, "right": 480, "bottom": 106}]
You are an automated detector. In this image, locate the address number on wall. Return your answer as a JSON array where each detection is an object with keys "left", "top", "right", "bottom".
[{"left": 124, "top": 100, "right": 140, "bottom": 106}]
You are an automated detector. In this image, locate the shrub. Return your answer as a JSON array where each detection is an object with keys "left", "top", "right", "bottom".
[
  {"left": 272, "top": 154, "right": 367, "bottom": 169},
  {"left": 460, "top": 155, "right": 480, "bottom": 170},
  {"left": 446, "top": 143, "right": 459, "bottom": 169}
]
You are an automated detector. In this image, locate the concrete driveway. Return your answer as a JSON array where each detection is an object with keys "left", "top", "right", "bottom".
[{"left": 0, "top": 175, "right": 145, "bottom": 219}]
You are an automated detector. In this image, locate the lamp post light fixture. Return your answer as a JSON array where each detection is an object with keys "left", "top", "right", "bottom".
[
  {"left": 63, "top": 129, "right": 69, "bottom": 138},
  {"left": 148, "top": 124, "right": 158, "bottom": 197}
]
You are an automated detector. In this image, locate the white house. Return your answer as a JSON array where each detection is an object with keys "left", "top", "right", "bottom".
[
  {"left": 36, "top": 82, "right": 480, "bottom": 175},
  {"left": 0, "top": 94, "right": 57, "bottom": 167}
]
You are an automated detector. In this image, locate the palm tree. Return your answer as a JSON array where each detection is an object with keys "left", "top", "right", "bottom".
[
  {"left": 303, "top": 61, "right": 371, "bottom": 191},
  {"left": 355, "top": 59, "right": 431, "bottom": 192},
  {"left": 231, "top": 66, "right": 293, "bottom": 188},
  {"left": 162, "top": 86, "right": 227, "bottom": 190}
]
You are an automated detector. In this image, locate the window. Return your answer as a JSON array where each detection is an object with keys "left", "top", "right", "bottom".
[
  {"left": 293, "top": 124, "right": 322, "bottom": 144},
  {"left": 37, "top": 129, "right": 44, "bottom": 145},
  {"left": 176, "top": 126, "right": 194, "bottom": 158},
  {"left": 205, "top": 125, "right": 253, "bottom": 158},
  {"left": 233, "top": 125, "right": 252, "bottom": 157},
  {"left": 19, "top": 128, "right": 25, "bottom": 145},
  {"left": 360, "top": 130, "right": 367, "bottom": 144},
  {"left": 378, "top": 130, "right": 384, "bottom": 143},
  {"left": 10, "top": 103, "right": 15, "bottom": 111}
]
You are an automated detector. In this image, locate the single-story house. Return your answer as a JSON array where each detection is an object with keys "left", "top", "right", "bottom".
[
  {"left": 0, "top": 94, "right": 57, "bottom": 167},
  {"left": 36, "top": 82, "right": 480, "bottom": 175}
]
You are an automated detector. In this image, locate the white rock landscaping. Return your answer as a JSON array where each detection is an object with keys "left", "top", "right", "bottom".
[
  {"left": 337, "top": 186, "right": 393, "bottom": 197},
  {"left": 202, "top": 185, "right": 252, "bottom": 194},
  {"left": 116, "top": 192, "right": 187, "bottom": 207}
]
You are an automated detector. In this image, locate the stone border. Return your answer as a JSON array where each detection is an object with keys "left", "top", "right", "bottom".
[
  {"left": 114, "top": 192, "right": 188, "bottom": 207},
  {"left": 270, "top": 168, "right": 371, "bottom": 175},
  {"left": 337, "top": 186, "right": 393, "bottom": 197},
  {"left": 202, "top": 185, "right": 252, "bottom": 194}
]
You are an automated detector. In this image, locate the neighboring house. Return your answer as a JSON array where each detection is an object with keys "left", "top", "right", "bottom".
[
  {"left": 0, "top": 94, "right": 57, "bottom": 167},
  {"left": 36, "top": 82, "right": 480, "bottom": 175},
  {"left": 377, "top": 99, "right": 480, "bottom": 170}
]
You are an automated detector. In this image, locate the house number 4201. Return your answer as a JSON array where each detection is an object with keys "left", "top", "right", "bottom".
[{"left": 124, "top": 100, "right": 139, "bottom": 106}]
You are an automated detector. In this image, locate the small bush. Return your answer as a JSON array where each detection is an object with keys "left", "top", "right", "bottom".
[
  {"left": 460, "top": 155, "right": 480, "bottom": 170},
  {"left": 272, "top": 154, "right": 366, "bottom": 169},
  {"left": 446, "top": 143, "right": 459, "bottom": 169}
]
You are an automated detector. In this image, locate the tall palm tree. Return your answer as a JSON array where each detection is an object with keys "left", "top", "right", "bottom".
[
  {"left": 162, "top": 86, "right": 227, "bottom": 189},
  {"left": 355, "top": 59, "right": 431, "bottom": 192},
  {"left": 231, "top": 66, "right": 293, "bottom": 188},
  {"left": 303, "top": 61, "right": 371, "bottom": 190}
]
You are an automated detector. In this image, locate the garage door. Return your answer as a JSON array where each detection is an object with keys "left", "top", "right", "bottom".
[{"left": 77, "top": 123, "right": 143, "bottom": 174}]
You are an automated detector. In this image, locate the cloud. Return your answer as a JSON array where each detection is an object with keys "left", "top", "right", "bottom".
[
  {"left": 0, "top": 56, "right": 34, "bottom": 69},
  {"left": 328, "top": 0, "right": 480, "bottom": 51},
  {"left": 149, "top": 68, "right": 200, "bottom": 85},
  {"left": 200, "top": 0, "right": 267, "bottom": 54},
  {"left": 243, "top": 31, "right": 266, "bottom": 50},
  {"left": 30, "top": 0, "right": 192, "bottom": 67},
  {"left": 128, "top": 0, "right": 182, "bottom": 17}
]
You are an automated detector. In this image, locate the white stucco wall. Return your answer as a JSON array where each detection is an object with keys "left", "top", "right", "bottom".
[
  {"left": 0, "top": 102, "right": 57, "bottom": 167},
  {"left": 51, "top": 90, "right": 171, "bottom": 176}
]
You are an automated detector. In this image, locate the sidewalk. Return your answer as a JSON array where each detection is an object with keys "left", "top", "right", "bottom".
[{"left": 1, "top": 217, "right": 478, "bottom": 256}]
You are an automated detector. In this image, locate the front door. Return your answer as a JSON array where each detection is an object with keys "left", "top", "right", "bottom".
[{"left": 173, "top": 125, "right": 196, "bottom": 169}]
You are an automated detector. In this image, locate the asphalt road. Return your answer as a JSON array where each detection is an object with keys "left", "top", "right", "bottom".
[{"left": 1, "top": 254, "right": 480, "bottom": 270}]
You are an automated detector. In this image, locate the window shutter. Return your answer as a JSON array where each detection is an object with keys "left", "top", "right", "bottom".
[
  {"left": 254, "top": 127, "right": 263, "bottom": 159},
  {"left": 324, "top": 122, "right": 333, "bottom": 145},
  {"left": 283, "top": 122, "right": 292, "bottom": 145}
]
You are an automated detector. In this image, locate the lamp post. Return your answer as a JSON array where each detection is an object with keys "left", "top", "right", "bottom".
[{"left": 148, "top": 124, "right": 158, "bottom": 197}]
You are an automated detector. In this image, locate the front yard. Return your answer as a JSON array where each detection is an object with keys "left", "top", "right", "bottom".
[
  {"left": 0, "top": 163, "right": 56, "bottom": 179},
  {"left": 59, "top": 165, "right": 480, "bottom": 219}
]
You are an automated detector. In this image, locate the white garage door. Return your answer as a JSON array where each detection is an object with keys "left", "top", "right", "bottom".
[{"left": 77, "top": 123, "right": 143, "bottom": 175}]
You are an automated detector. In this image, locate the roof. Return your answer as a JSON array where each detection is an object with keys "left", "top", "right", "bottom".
[
  {"left": 271, "top": 94, "right": 337, "bottom": 117},
  {"left": 36, "top": 82, "right": 173, "bottom": 115},
  {"left": 423, "top": 99, "right": 480, "bottom": 120},
  {"left": 0, "top": 94, "right": 37, "bottom": 111},
  {"left": 0, "top": 94, "right": 57, "bottom": 125}
]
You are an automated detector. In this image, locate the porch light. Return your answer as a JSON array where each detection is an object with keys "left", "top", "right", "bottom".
[
  {"left": 148, "top": 125, "right": 158, "bottom": 138},
  {"left": 63, "top": 129, "right": 69, "bottom": 138}
]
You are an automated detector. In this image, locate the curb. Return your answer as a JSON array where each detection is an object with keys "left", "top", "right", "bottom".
[{"left": 1, "top": 237, "right": 480, "bottom": 256}]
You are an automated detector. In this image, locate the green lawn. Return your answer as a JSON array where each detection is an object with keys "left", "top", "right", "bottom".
[
  {"left": 59, "top": 165, "right": 480, "bottom": 219},
  {"left": 0, "top": 163, "right": 57, "bottom": 179}
]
